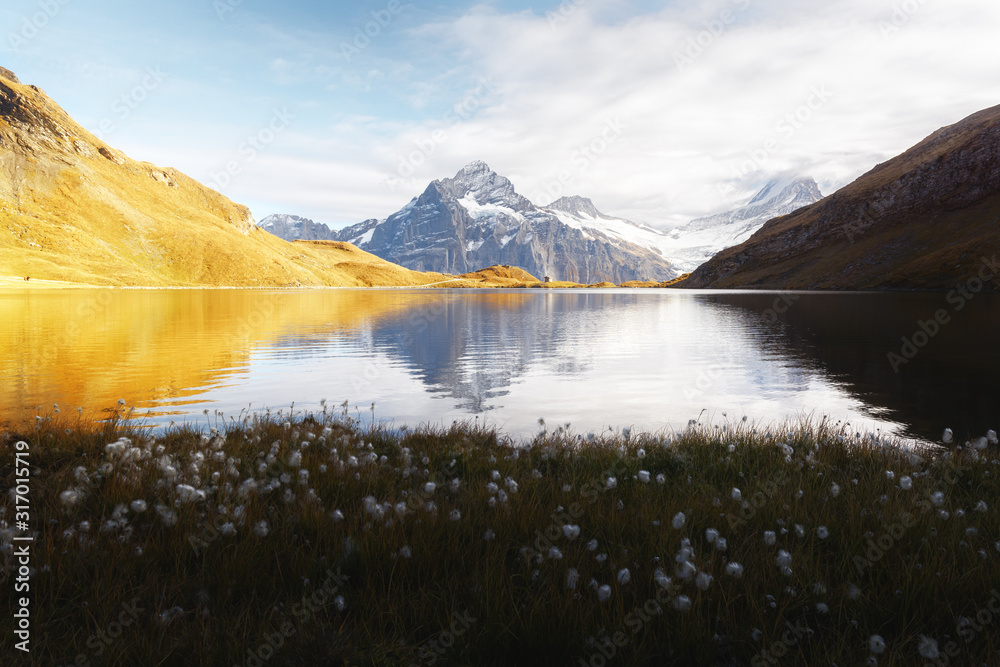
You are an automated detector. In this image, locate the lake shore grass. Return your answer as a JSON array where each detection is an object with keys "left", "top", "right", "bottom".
[{"left": 2, "top": 406, "right": 999, "bottom": 666}]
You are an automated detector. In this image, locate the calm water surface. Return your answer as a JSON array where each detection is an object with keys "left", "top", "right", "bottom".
[{"left": 2, "top": 288, "right": 998, "bottom": 442}]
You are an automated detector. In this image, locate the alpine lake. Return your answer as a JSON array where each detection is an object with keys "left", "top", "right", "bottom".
[{"left": 2, "top": 287, "right": 998, "bottom": 444}]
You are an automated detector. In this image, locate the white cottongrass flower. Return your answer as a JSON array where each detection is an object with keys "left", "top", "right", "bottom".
[
  {"left": 424, "top": 481, "right": 436, "bottom": 494},
  {"left": 726, "top": 562, "right": 744, "bottom": 578},
  {"left": 775, "top": 550, "right": 792, "bottom": 567},
  {"left": 695, "top": 571, "right": 713, "bottom": 591},
  {"left": 175, "top": 484, "right": 204, "bottom": 503},
  {"left": 715, "top": 537, "right": 727, "bottom": 551},
  {"left": 847, "top": 583, "right": 861, "bottom": 600},
  {"left": 918, "top": 635, "right": 939, "bottom": 659},
  {"left": 586, "top": 539, "right": 599, "bottom": 551},
  {"left": 763, "top": 531, "right": 777, "bottom": 546},
  {"left": 869, "top": 634, "right": 886, "bottom": 654},
  {"left": 931, "top": 491, "right": 945, "bottom": 507},
  {"left": 155, "top": 505, "right": 178, "bottom": 527},
  {"left": 885, "top": 470, "right": 895, "bottom": 480},
  {"left": 672, "top": 595, "right": 692, "bottom": 612},
  {"left": 637, "top": 448, "right": 646, "bottom": 458},
  {"left": 483, "top": 529, "right": 495, "bottom": 541},
  {"left": 975, "top": 500, "right": 988, "bottom": 512},
  {"left": 237, "top": 479, "right": 258, "bottom": 498},
  {"left": 395, "top": 502, "right": 407, "bottom": 516},
  {"left": 363, "top": 496, "right": 378, "bottom": 514},
  {"left": 676, "top": 560, "right": 696, "bottom": 580},
  {"left": 942, "top": 428, "right": 953, "bottom": 444},
  {"left": 220, "top": 522, "right": 236, "bottom": 537},
  {"left": 988, "top": 429, "right": 998, "bottom": 445},
  {"left": 595, "top": 553, "right": 607, "bottom": 563},
  {"left": 605, "top": 477, "right": 617, "bottom": 489},
  {"left": 486, "top": 482, "right": 499, "bottom": 495},
  {"left": 507, "top": 477, "right": 520, "bottom": 491},
  {"left": 566, "top": 568, "right": 580, "bottom": 590},
  {"left": 731, "top": 488, "right": 742, "bottom": 502},
  {"left": 830, "top": 483, "right": 841, "bottom": 498},
  {"left": 449, "top": 509, "right": 461, "bottom": 522},
  {"left": 817, "top": 526, "right": 829, "bottom": 539},
  {"left": 548, "top": 547, "right": 563, "bottom": 560},
  {"left": 130, "top": 499, "right": 147, "bottom": 513},
  {"left": 449, "top": 478, "right": 460, "bottom": 492},
  {"left": 333, "top": 595, "right": 346, "bottom": 612},
  {"left": 794, "top": 524, "right": 805, "bottom": 538},
  {"left": 672, "top": 512, "right": 686, "bottom": 530},
  {"left": 637, "top": 470, "right": 650, "bottom": 483},
  {"left": 973, "top": 437, "right": 988, "bottom": 451},
  {"left": 815, "top": 602, "right": 829, "bottom": 614},
  {"left": 60, "top": 489, "right": 80, "bottom": 507},
  {"left": 562, "top": 525, "right": 580, "bottom": 539},
  {"left": 253, "top": 520, "right": 269, "bottom": 537},
  {"left": 617, "top": 568, "right": 631, "bottom": 585},
  {"left": 597, "top": 585, "right": 612, "bottom": 602},
  {"left": 399, "top": 546, "right": 412, "bottom": 559},
  {"left": 656, "top": 473, "right": 666, "bottom": 484},
  {"left": 491, "top": 470, "right": 500, "bottom": 481},
  {"left": 705, "top": 528, "right": 719, "bottom": 544},
  {"left": 331, "top": 509, "right": 344, "bottom": 522},
  {"left": 654, "top": 568, "right": 671, "bottom": 588},
  {"left": 287, "top": 451, "right": 302, "bottom": 467},
  {"left": 899, "top": 476, "right": 913, "bottom": 490},
  {"left": 938, "top": 510, "right": 949, "bottom": 520}
]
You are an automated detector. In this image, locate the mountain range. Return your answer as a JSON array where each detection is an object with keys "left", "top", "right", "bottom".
[
  {"left": 262, "top": 164, "right": 823, "bottom": 280},
  {"left": 685, "top": 104, "right": 1000, "bottom": 290},
  {"left": 5, "top": 63, "right": 998, "bottom": 292}
]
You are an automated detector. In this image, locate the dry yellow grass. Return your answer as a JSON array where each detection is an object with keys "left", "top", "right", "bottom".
[
  {"left": 0, "top": 73, "right": 472, "bottom": 289},
  {"left": 0, "top": 71, "right": 670, "bottom": 291}
]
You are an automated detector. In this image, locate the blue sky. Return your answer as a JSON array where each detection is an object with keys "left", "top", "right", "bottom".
[{"left": 3, "top": 0, "right": 1000, "bottom": 228}]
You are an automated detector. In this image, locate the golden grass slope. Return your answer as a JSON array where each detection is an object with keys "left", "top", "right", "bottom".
[{"left": 0, "top": 70, "right": 455, "bottom": 287}]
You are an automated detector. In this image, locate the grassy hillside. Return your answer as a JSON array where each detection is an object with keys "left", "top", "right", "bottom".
[
  {"left": 0, "top": 70, "right": 469, "bottom": 288},
  {"left": 684, "top": 105, "right": 1000, "bottom": 290}
]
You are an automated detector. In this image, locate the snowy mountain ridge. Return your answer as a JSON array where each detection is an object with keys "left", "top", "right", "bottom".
[{"left": 261, "top": 163, "right": 823, "bottom": 279}]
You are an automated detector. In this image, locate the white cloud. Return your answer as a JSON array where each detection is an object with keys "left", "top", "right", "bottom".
[{"left": 110, "top": 0, "right": 1000, "bottom": 228}]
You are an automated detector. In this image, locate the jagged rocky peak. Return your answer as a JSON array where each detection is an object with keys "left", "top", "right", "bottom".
[
  {"left": 437, "top": 160, "right": 531, "bottom": 209},
  {"left": 258, "top": 213, "right": 338, "bottom": 241},
  {"left": 747, "top": 175, "right": 823, "bottom": 208},
  {"left": 546, "top": 196, "right": 602, "bottom": 219}
]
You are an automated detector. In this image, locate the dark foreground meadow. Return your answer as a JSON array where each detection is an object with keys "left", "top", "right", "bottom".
[{"left": 2, "top": 404, "right": 999, "bottom": 666}]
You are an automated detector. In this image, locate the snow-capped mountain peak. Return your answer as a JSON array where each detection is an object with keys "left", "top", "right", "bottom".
[
  {"left": 655, "top": 175, "right": 824, "bottom": 272},
  {"left": 440, "top": 161, "right": 530, "bottom": 209}
]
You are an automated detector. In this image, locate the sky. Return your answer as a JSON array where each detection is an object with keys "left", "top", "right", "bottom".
[{"left": 3, "top": 0, "right": 1000, "bottom": 229}]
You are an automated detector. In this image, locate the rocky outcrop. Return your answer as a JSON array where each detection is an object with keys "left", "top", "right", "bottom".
[{"left": 684, "top": 104, "right": 1000, "bottom": 290}]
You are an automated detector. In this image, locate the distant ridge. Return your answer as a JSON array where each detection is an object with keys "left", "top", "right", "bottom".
[{"left": 684, "top": 104, "right": 1000, "bottom": 290}]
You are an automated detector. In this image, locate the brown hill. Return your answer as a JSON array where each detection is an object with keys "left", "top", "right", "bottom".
[
  {"left": 684, "top": 104, "right": 1000, "bottom": 290},
  {"left": 0, "top": 69, "right": 458, "bottom": 287}
]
